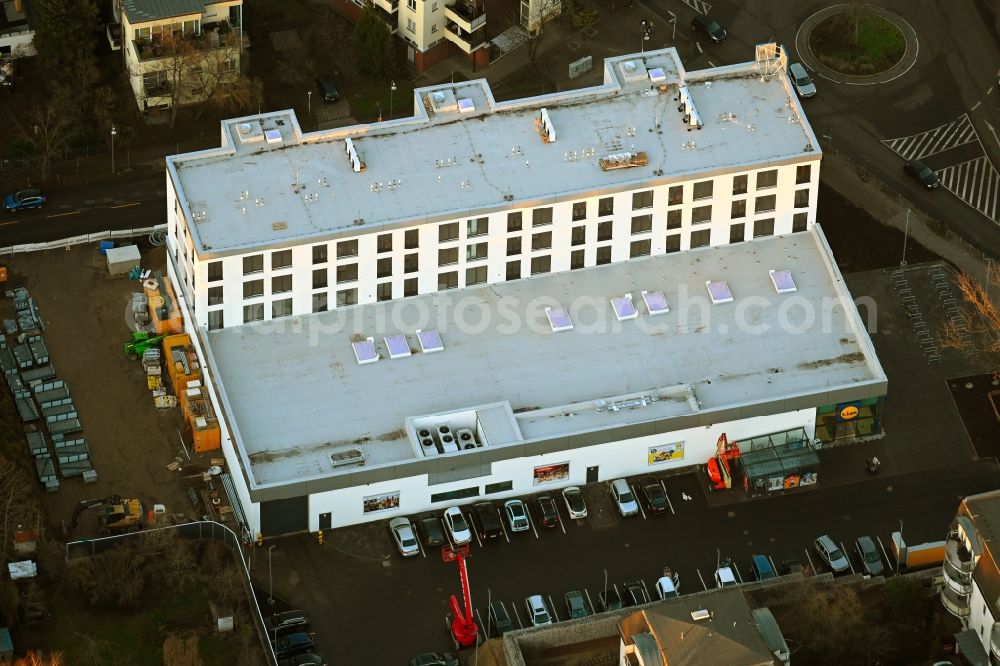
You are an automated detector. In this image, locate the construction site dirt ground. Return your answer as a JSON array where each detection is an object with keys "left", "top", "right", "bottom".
[{"left": 0, "top": 242, "right": 201, "bottom": 538}]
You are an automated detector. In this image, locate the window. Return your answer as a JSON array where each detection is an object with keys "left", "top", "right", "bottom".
[
  {"left": 693, "top": 180, "right": 713, "bottom": 200},
  {"left": 208, "top": 310, "right": 224, "bottom": 330},
  {"left": 431, "top": 1, "right": 437, "bottom": 8},
  {"left": 466, "top": 243, "right": 487, "bottom": 261},
  {"left": 406, "top": 17, "right": 416, "bottom": 32},
  {"left": 377, "top": 234, "right": 392, "bottom": 253},
  {"left": 312, "top": 244, "right": 328, "bottom": 264},
  {"left": 466, "top": 266, "right": 487, "bottom": 285},
  {"left": 507, "top": 237, "right": 522, "bottom": 255},
  {"left": 271, "top": 249, "right": 292, "bottom": 269},
  {"left": 691, "top": 205, "right": 712, "bottom": 224},
  {"left": 754, "top": 218, "right": 775, "bottom": 238},
  {"left": 377, "top": 282, "right": 392, "bottom": 302},
  {"left": 207, "top": 286, "right": 223, "bottom": 306},
  {"left": 571, "top": 226, "right": 586, "bottom": 246},
  {"left": 404, "top": 253, "right": 418, "bottom": 273},
  {"left": 731, "top": 200, "right": 747, "bottom": 218},
  {"left": 431, "top": 23, "right": 437, "bottom": 32},
  {"left": 506, "top": 260, "right": 521, "bottom": 280},
  {"left": 572, "top": 202, "right": 587, "bottom": 221},
  {"left": 405, "top": 229, "right": 419, "bottom": 249},
  {"left": 755, "top": 194, "right": 776, "bottom": 213},
  {"left": 793, "top": 212, "right": 809, "bottom": 232},
  {"left": 272, "top": 298, "right": 293, "bottom": 318},
  {"left": 272, "top": 274, "right": 292, "bottom": 294},
  {"left": 377, "top": 257, "right": 392, "bottom": 278},
  {"left": 571, "top": 249, "right": 585, "bottom": 269},
  {"left": 690, "top": 229, "right": 711, "bottom": 248},
  {"left": 532, "top": 207, "right": 553, "bottom": 226},
  {"left": 337, "top": 289, "right": 358, "bottom": 306},
  {"left": 597, "top": 221, "right": 613, "bottom": 242},
  {"left": 243, "top": 279, "right": 263, "bottom": 298},
  {"left": 404, "top": 278, "right": 418, "bottom": 296},
  {"left": 313, "top": 268, "right": 328, "bottom": 289},
  {"left": 630, "top": 239, "right": 651, "bottom": 257},
  {"left": 756, "top": 169, "right": 778, "bottom": 189},
  {"left": 666, "top": 209, "right": 682, "bottom": 230},
  {"left": 598, "top": 197, "right": 614, "bottom": 216},
  {"left": 430, "top": 486, "right": 479, "bottom": 503},
  {"left": 439, "top": 222, "right": 459, "bottom": 242},
  {"left": 207, "top": 261, "right": 223, "bottom": 282},
  {"left": 796, "top": 164, "right": 812, "bottom": 185},
  {"left": 337, "top": 239, "right": 358, "bottom": 258},
  {"left": 632, "top": 190, "right": 653, "bottom": 209},
  {"left": 337, "top": 264, "right": 358, "bottom": 283},
  {"left": 243, "top": 254, "right": 263, "bottom": 274},
  {"left": 665, "top": 234, "right": 681, "bottom": 253},
  {"left": 733, "top": 174, "right": 748, "bottom": 195},
  {"left": 794, "top": 188, "right": 810, "bottom": 208},
  {"left": 507, "top": 211, "right": 523, "bottom": 231},
  {"left": 730, "top": 223, "right": 745, "bottom": 243},
  {"left": 438, "top": 271, "right": 458, "bottom": 290},
  {"left": 467, "top": 217, "right": 488, "bottom": 237},
  {"left": 596, "top": 246, "right": 612, "bottom": 265},
  {"left": 668, "top": 185, "right": 683, "bottom": 206},
  {"left": 407, "top": 0, "right": 415, "bottom": 9},
  {"left": 631, "top": 214, "right": 652, "bottom": 235},
  {"left": 243, "top": 303, "right": 264, "bottom": 322},
  {"left": 530, "top": 256, "right": 551, "bottom": 274},
  {"left": 312, "top": 293, "right": 328, "bottom": 312},
  {"left": 532, "top": 231, "right": 552, "bottom": 250},
  {"left": 439, "top": 248, "right": 459, "bottom": 265},
  {"left": 485, "top": 481, "right": 513, "bottom": 494}
]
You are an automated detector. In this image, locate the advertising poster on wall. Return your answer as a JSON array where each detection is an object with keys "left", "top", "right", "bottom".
[
  {"left": 533, "top": 462, "right": 569, "bottom": 485},
  {"left": 647, "top": 442, "right": 684, "bottom": 465},
  {"left": 363, "top": 490, "right": 400, "bottom": 514},
  {"left": 800, "top": 472, "right": 818, "bottom": 486}
]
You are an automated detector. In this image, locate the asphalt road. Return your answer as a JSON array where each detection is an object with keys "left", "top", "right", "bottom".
[{"left": 271, "top": 460, "right": 1000, "bottom": 664}]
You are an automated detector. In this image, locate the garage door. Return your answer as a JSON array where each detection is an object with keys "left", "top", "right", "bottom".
[{"left": 260, "top": 495, "right": 308, "bottom": 537}]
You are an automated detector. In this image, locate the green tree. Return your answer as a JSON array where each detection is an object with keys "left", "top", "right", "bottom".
[
  {"left": 31, "top": 0, "right": 100, "bottom": 73},
  {"left": 355, "top": 1, "right": 395, "bottom": 78}
]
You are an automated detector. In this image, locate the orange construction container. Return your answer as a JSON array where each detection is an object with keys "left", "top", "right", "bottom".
[
  {"left": 185, "top": 388, "right": 220, "bottom": 452},
  {"left": 162, "top": 333, "right": 202, "bottom": 408},
  {"left": 145, "top": 276, "right": 184, "bottom": 335}
]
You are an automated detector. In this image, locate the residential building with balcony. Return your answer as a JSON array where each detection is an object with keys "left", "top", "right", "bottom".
[
  {"left": 114, "top": 0, "right": 244, "bottom": 112},
  {"left": 942, "top": 490, "right": 1000, "bottom": 666}
]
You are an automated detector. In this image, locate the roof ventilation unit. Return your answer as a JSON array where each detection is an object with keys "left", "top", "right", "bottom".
[
  {"left": 691, "top": 609, "right": 712, "bottom": 622},
  {"left": 437, "top": 425, "right": 459, "bottom": 453},
  {"left": 329, "top": 447, "right": 366, "bottom": 468},
  {"left": 345, "top": 137, "right": 366, "bottom": 173},
  {"left": 456, "top": 428, "right": 478, "bottom": 450},
  {"left": 418, "top": 428, "right": 438, "bottom": 456},
  {"left": 537, "top": 108, "right": 556, "bottom": 143}
]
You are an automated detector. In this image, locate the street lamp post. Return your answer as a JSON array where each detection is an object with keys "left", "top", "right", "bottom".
[
  {"left": 110, "top": 124, "right": 117, "bottom": 175},
  {"left": 268, "top": 544, "right": 276, "bottom": 608},
  {"left": 390, "top": 80, "right": 397, "bottom": 119},
  {"left": 307, "top": 90, "right": 312, "bottom": 116},
  {"left": 640, "top": 19, "right": 654, "bottom": 54},
  {"left": 896, "top": 520, "right": 903, "bottom": 576}
]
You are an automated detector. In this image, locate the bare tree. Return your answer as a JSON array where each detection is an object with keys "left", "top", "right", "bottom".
[
  {"left": 12, "top": 92, "right": 79, "bottom": 183},
  {"left": 163, "top": 634, "right": 202, "bottom": 666},
  {"left": 505, "top": 0, "right": 564, "bottom": 68},
  {"left": 0, "top": 457, "right": 43, "bottom": 564},
  {"left": 939, "top": 267, "right": 1000, "bottom": 371},
  {"left": 13, "top": 651, "right": 65, "bottom": 666}
]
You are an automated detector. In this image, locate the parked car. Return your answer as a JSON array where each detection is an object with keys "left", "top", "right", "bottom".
[
  {"left": 750, "top": 554, "right": 777, "bottom": 581},
  {"left": 265, "top": 610, "right": 310, "bottom": 635},
  {"left": 622, "top": 580, "right": 650, "bottom": 606},
  {"left": 537, "top": 495, "right": 560, "bottom": 527},
  {"left": 599, "top": 586, "right": 623, "bottom": 612},
  {"left": 780, "top": 558, "right": 805, "bottom": 575},
  {"left": 272, "top": 632, "right": 314, "bottom": 659},
  {"left": 904, "top": 159, "right": 940, "bottom": 189},
  {"left": 314, "top": 77, "right": 340, "bottom": 103},
  {"left": 418, "top": 514, "right": 446, "bottom": 548},
  {"left": 409, "top": 652, "right": 459, "bottom": 666},
  {"left": 855, "top": 536, "right": 884, "bottom": 576},
  {"left": 504, "top": 499, "right": 530, "bottom": 532},
  {"left": 691, "top": 13, "right": 727, "bottom": 42},
  {"left": 788, "top": 62, "right": 817, "bottom": 98},
  {"left": 389, "top": 516, "right": 420, "bottom": 557},
  {"left": 639, "top": 479, "right": 668, "bottom": 514},
  {"left": 525, "top": 594, "right": 552, "bottom": 626},
  {"left": 3, "top": 188, "right": 46, "bottom": 212},
  {"left": 443, "top": 506, "right": 472, "bottom": 545},
  {"left": 279, "top": 654, "right": 327, "bottom": 666},
  {"left": 655, "top": 575, "right": 679, "bottom": 599},
  {"left": 565, "top": 590, "right": 590, "bottom": 619},
  {"left": 610, "top": 478, "right": 639, "bottom": 517},
  {"left": 473, "top": 502, "right": 503, "bottom": 540},
  {"left": 715, "top": 566, "right": 738, "bottom": 588},
  {"left": 562, "top": 486, "right": 588, "bottom": 519},
  {"left": 488, "top": 600, "right": 514, "bottom": 636},
  {"left": 814, "top": 535, "right": 850, "bottom": 573}
]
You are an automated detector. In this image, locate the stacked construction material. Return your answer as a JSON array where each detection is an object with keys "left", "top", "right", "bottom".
[
  {"left": 144, "top": 274, "right": 183, "bottom": 335},
  {"left": 184, "top": 386, "right": 220, "bottom": 452}
]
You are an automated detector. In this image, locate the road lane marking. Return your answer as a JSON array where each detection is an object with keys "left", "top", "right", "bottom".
[
  {"left": 662, "top": 479, "right": 675, "bottom": 515},
  {"left": 547, "top": 595, "right": 560, "bottom": 622},
  {"left": 697, "top": 568, "right": 707, "bottom": 591},
  {"left": 0, "top": 220, "right": 17, "bottom": 227},
  {"left": 632, "top": 484, "right": 647, "bottom": 519},
  {"left": 841, "top": 541, "right": 855, "bottom": 574},
  {"left": 937, "top": 155, "right": 1000, "bottom": 224},
  {"left": 882, "top": 113, "right": 978, "bottom": 160},
  {"left": 412, "top": 522, "right": 426, "bottom": 559},
  {"left": 110, "top": 202, "right": 141, "bottom": 209},
  {"left": 972, "top": 101, "right": 982, "bottom": 111},
  {"left": 512, "top": 602, "right": 525, "bottom": 629},
  {"left": 46, "top": 211, "right": 80, "bottom": 218},
  {"left": 804, "top": 548, "right": 817, "bottom": 573},
  {"left": 876, "top": 536, "right": 894, "bottom": 575},
  {"left": 584, "top": 588, "right": 595, "bottom": 614}
]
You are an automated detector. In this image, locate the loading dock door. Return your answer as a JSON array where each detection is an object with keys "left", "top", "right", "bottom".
[{"left": 260, "top": 495, "right": 309, "bottom": 537}]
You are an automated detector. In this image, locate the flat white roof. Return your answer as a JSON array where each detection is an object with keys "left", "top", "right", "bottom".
[
  {"left": 169, "top": 48, "right": 820, "bottom": 256},
  {"left": 204, "top": 227, "right": 885, "bottom": 487}
]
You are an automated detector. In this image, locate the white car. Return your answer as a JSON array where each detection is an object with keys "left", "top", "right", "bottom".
[
  {"left": 715, "top": 566, "right": 738, "bottom": 588},
  {"left": 525, "top": 595, "right": 552, "bottom": 626},
  {"left": 504, "top": 499, "right": 530, "bottom": 532},
  {"left": 562, "top": 486, "right": 588, "bottom": 519},
  {"left": 788, "top": 62, "right": 817, "bottom": 98},
  {"left": 443, "top": 506, "right": 472, "bottom": 545},
  {"left": 655, "top": 575, "right": 679, "bottom": 599},
  {"left": 610, "top": 479, "right": 639, "bottom": 517},
  {"left": 814, "top": 535, "right": 850, "bottom": 573},
  {"left": 389, "top": 517, "right": 420, "bottom": 557}
]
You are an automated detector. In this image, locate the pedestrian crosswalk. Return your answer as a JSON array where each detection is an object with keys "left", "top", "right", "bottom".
[
  {"left": 881, "top": 114, "right": 978, "bottom": 161},
  {"left": 681, "top": 0, "right": 712, "bottom": 15},
  {"left": 937, "top": 156, "right": 1000, "bottom": 224}
]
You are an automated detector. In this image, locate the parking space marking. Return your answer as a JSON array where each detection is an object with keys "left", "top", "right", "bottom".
[
  {"left": 412, "top": 522, "right": 426, "bottom": 558},
  {"left": 804, "top": 548, "right": 817, "bottom": 573},
  {"left": 528, "top": 510, "right": 539, "bottom": 539},
  {"left": 768, "top": 555, "right": 778, "bottom": 575},
  {"left": 662, "top": 479, "right": 675, "bottom": 515},
  {"left": 841, "top": 541, "right": 855, "bottom": 574},
  {"left": 632, "top": 484, "right": 647, "bottom": 519},
  {"left": 468, "top": 512, "right": 483, "bottom": 549},
  {"left": 680, "top": 0, "right": 712, "bottom": 14},
  {"left": 475, "top": 608, "right": 487, "bottom": 637},
  {"left": 584, "top": 588, "right": 595, "bottom": 614},
  {"left": 732, "top": 562, "right": 744, "bottom": 584},
  {"left": 547, "top": 595, "right": 560, "bottom": 622},
  {"left": 876, "top": 536, "right": 895, "bottom": 576},
  {"left": 937, "top": 155, "right": 1000, "bottom": 224},
  {"left": 498, "top": 508, "right": 511, "bottom": 543},
  {"left": 511, "top": 601, "right": 525, "bottom": 629},
  {"left": 882, "top": 113, "right": 978, "bottom": 161},
  {"left": 696, "top": 569, "right": 708, "bottom": 591}
]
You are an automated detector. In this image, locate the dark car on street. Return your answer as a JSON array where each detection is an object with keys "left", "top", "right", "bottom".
[
  {"left": 691, "top": 13, "right": 727, "bottom": 42},
  {"left": 639, "top": 479, "right": 668, "bottom": 514},
  {"left": 904, "top": 159, "right": 940, "bottom": 189},
  {"left": 265, "top": 610, "right": 310, "bottom": 634},
  {"left": 3, "top": 188, "right": 46, "bottom": 212},
  {"left": 418, "top": 514, "right": 446, "bottom": 548},
  {"left": 537, "top": 495, "right": 560, "bottom": 528},
  {"left": 272, "top": 632, "right": 315, "bottom": 659},
  {"left": 409, "top": 652, "right": 459, "bottom": 666},
  {"left": 315, "top": 77, "right": 340, "bottom": 103},
  {"left": 279, "top": 654, "right": 327, "bottom": 666}
]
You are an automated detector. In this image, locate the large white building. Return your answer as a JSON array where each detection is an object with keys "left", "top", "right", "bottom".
[{"left": 163, "top": 49, "right": 884, "bottom": 539}]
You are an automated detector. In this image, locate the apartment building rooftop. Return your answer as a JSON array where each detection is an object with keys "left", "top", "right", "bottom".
[
  {"left": 202, "top": 227, "right": 885, "bottom": 488},
  {"left": 123, "top": 0, "right": 209, "bottom": 23},
  {"left": 168, "top": 47, "right": 820, "bottom": 257}
]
